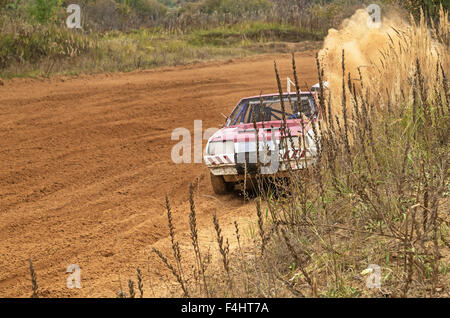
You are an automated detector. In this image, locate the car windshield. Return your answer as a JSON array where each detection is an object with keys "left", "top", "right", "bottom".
[{"left": 226, "top": 94, "right": 316, "bottom": 127}]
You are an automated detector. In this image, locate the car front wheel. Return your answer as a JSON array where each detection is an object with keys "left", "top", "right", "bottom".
[{"left": 210, "top": 173, "right": 231, "bottom": 195}]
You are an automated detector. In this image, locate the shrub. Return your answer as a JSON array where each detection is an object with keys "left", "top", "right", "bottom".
[
  {"left": 27, "top": 0, "right": 63, "bottom": 24},
  {"left": 0, "top": 18, "right": 95, "bottom": 69},
  {"left": 130, "top": 0, "right": 168, "bottom": 21}
]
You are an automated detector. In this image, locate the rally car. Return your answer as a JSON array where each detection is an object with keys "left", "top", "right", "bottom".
[{"left": 204, "top": 91, "right": 320, "bottom": 194}]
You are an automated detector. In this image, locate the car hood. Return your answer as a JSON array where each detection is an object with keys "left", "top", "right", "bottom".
[{"left": 209, "top": 120, "right": 311, "bottom": 143}]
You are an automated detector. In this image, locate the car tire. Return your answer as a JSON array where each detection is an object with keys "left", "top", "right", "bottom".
[{"left": 210, "top": 173, "right": 230, "bottom": 195}]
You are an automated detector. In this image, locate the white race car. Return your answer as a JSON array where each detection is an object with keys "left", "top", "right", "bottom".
[{"left": 204, "top": 92, "right": 321, "bottom": 194}]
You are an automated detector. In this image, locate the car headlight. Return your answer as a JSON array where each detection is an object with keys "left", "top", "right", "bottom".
[{"left": 208, "top": 141, "right": 234, "bottom": 155}]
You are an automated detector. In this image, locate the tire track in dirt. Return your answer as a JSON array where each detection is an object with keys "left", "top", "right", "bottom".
[{"left": 0, "top": 52, "right": 318, "bottom": 297}]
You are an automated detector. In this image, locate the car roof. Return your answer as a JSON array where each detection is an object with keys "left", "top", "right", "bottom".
[
  {"left": 243, "top": 91, "right": 312, "bottom": 99},
  {"left": 237, "top": 92, "right": 314, "bottom": 103}
]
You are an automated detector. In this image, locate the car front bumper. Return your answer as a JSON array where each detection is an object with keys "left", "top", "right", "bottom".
[{"left": 205, "top": 153, "right": 316, "bottom": 177}]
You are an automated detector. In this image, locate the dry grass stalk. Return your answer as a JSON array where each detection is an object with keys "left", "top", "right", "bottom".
[
  {"left": 136, "top": 267, "right": 144, "bottom": 298},
  {"left": 212, "top": 213, "right": 233, "bottom": 295},
  {"left": 28, "top": 258, "right": 39, "bottom": 298},
  {"left": 189, "top": 183, "right": 209, "bottom": 297},
  {"left": 128, "top": 279, "right": 135, "bottom": 298}
]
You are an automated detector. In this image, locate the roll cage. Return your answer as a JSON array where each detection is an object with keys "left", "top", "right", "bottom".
[{"left": 225, "top": 93, "right": 317, "bottom": 127}]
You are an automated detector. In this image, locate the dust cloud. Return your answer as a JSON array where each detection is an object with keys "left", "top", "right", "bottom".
[{"left": 318, "top": 7, "right": 448, "bottom": 108}]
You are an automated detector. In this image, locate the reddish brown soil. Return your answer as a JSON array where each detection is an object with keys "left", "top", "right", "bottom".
[{"left": 0, "top": 52, "right": 318, "bottom": 297}]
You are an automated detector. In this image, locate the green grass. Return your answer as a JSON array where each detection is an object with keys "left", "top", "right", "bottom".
[{"left": 188, "top": 22, "right": 325, "bottom": 46}]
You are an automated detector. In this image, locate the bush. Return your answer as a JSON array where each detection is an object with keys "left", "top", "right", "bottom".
[
  {"left": 130, "top": 0, "right": 168, "bottom": 21},
  {"left": 0, "top": 18, "right": 95, "bottom": 69},
  {"left": 402, "top": 0, "right": 450, "bottom": 20},
  {"left": 27, "top": 0, "right": 63, "bottom": 24}
]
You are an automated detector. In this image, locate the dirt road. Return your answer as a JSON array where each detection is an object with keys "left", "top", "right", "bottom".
[{"left": 0, "top": 52, "right": 318, "bottom": 297}]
